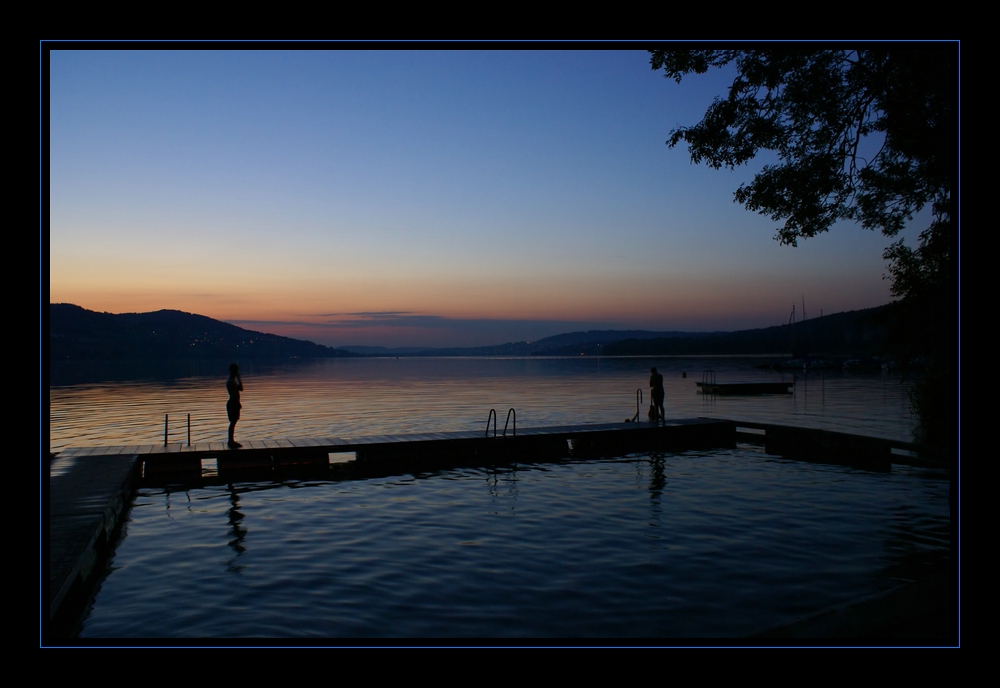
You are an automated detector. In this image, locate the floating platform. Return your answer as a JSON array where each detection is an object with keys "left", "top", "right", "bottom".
[
  {"left": 697, "top": 381, "right": 793, "bottom": 395},
  {"left": 54, "top": 418, "right": 736, "bottom": 474},
  {"left": 47, "top": 453, "right": 139, "bottom": 626},
  {"left": 46, "top": 417, "right": 946, "bottom": 627},
  {"left": 47, "top": 418, "right": 735, "bottom": 623}
]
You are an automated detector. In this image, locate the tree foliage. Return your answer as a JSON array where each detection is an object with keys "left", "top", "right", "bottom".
[
  {"left": 651, "top": 49, "right": 954, "bottom": 244},
  {"left": 651, "top": 48, "right": 957, "bottom": 446}
]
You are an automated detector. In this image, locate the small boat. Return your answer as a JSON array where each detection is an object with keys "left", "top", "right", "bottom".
[{"left": 696, "top": 370, "right": 793, "bottom": 395}]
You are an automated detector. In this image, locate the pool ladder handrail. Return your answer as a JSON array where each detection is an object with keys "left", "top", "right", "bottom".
[
  {"left": 164, "top": 413, "right": 192, "bottom": 447},
  {"left": 632, "top": 388, "right": 643, "bottom": 422},
  {"left": 503, "top": 408, "right": 516, "bottom": 437},
  {"left": 485, "top": 408, "right": 516, "bottom": 437}
]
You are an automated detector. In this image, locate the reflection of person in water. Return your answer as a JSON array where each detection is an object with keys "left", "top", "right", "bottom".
[
  {"left": 649, "top": 367, "right": 665, "bottom": 423},
  {"left": 227, "top": 363, "right": 243, "bottom": 448}
]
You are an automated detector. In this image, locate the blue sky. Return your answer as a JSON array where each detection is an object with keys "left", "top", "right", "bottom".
[{"left": 48, "top": 49, "right": 923, "bottom": 347}]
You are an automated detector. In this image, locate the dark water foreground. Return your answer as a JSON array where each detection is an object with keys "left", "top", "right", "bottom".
[
  {"left": 49, "top": 357, "right": 951, "bottom": 641},
  {"left": 68, "top": 445, "right": 949, "bottom": 640}
]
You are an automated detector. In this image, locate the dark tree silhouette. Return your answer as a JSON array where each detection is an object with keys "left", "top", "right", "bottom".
[{"left": 650, "top": 48, "right": 957, "bottom": 446}]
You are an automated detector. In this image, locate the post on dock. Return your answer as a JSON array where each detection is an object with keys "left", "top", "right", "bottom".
[{"left": 164, "top": 414, "right": 168, "bottom": 446}]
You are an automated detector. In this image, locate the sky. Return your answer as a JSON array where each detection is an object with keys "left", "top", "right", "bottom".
[{"left": 47, "top": 49, "right": 927, "bottom": 348}]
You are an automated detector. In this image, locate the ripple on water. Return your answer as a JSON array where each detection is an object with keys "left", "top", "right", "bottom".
[
  {"left": 77, "top": 448, "right": 949, "bottom": 638},
  {"left": 50, "top": 357, "right": 917, "bottom": 452}
]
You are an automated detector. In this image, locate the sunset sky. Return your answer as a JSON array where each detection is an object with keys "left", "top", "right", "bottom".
[{"left": 48, "top": 49, "right": 926, "bottom": 348}]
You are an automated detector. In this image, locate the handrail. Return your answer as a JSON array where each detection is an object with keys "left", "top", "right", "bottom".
[
  {"left": 503, "top": 408, "right": 516, "bottom": 437},
  {"left": 632, "top": 388, "right": 643, "bottom": 422},
  {"left": 485, "top": 408, "right": 497, "bottom": 437},
  {"left": 164, "top": 413, "right": 193, "bottom": 447},
  {"left": 702, "top": 370, "right": 717, "bottom": 385}
]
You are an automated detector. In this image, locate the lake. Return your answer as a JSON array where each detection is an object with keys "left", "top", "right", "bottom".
[
  {"left": 48, "top": 357, "right": 949, "bottom": 639},
  {"left": 50, "top": 356, "right": 917, "bottom": 451}
]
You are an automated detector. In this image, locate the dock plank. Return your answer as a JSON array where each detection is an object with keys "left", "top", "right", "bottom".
[
  {"left": 55, "top": 418, "right": 753, "bottom": 468},
  {"left": 49, "top": 454, "right": 139, "bottom": 620}
]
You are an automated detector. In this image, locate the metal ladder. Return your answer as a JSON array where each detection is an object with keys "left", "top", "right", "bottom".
[{"left": 485, "top": 408, "right": 516, "bottom": 437}]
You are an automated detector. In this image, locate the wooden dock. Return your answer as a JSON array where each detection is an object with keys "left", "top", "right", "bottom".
[
  {"left": 54, "top": 418, "right": 734, "bottom": 472},
  {"left": 46, "top": 417, "right": 947, "bottom": 627},
  {"left": 46, "top": 418, "right": 732, "bottom": 624},
  {"left": 47, "top": 452, "right": 139, "bottom": 627}
]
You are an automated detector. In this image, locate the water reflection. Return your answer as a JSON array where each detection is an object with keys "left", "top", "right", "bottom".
[
  {"left": 78, "top": 450, "right": 949, "bottom": 638},
  {"left": 49, "top": 357, "right": 917, "bottom": 453},
  {"left": 486, "top": 465, "right": 519, "bottom": 517},
  {"left": 227, "top": 484, "right": 247, "bottom": 573},
  {"left": 59, "top": 359, "right": 945, "bottom": 640},
  {"left": 648, "top": 454, "right": 667, "bottom": 498}
]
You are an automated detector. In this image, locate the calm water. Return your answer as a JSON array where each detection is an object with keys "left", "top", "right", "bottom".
[
  {"left": 50, "top": 356, "right": 917, "bottom": 451},
  {"left": 50, "top": 357, "right": 947, "bottom": 639}
]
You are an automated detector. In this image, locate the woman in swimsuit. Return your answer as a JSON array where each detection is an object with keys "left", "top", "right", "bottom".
[{"left": 227, "top": 363, "right": 243, "bottom": 448}]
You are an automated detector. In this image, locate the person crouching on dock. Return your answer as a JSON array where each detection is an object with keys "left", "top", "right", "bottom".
[{"left": 649, "top": 367, "right": 665, "bottom": 424}]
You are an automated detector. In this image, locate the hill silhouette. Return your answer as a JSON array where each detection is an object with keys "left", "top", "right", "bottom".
[
  {"left": 343, "top": 329, "right": 698, "bottom": 357},
  {"left": 49, "top": 303, "right": 890, "bottom": 363},
  {"left": 50, "top": 304, "right": 358, "bottom": 361},
  {"left": 601, "top": 307, "right": 887, "bottom": 357},
  {"left": 343, "top": 307, "right": 889, "bottom": 358}
]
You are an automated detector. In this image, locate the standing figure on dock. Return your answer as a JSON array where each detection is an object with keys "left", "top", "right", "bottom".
[
  {"left": 649, "top": 367, "right": 665, "bottom": 423},
  {"left": 227, "top": 363, "right": 243, "bottom": 448}
]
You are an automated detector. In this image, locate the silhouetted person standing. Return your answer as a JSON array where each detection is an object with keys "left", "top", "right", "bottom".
[
  {"left": 649, "top": 367, "right": 665, "bottom": 423},
  {"left": 227, "top": 363, "right": 243, "bottom": 448}
]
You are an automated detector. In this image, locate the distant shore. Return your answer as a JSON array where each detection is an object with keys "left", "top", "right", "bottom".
[{"left": 51, "top": 303, "right": 893, "bottom": 363}]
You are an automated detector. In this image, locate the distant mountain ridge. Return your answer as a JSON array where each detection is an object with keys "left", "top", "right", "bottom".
[
  {"left": 342, "top": 329, "right": 703, "bottom": 357},
  {"left": 600, "top": 307, "right": 888, "bottom": 357},
  {"left": 49, "top": 303, "right": 891, "bottom": 362},
  {"left": 343, "top": 306, "right": 889, "bottom": 358},
  {"left": 49, "top": 304, "right": 358, "bottom": 361}
]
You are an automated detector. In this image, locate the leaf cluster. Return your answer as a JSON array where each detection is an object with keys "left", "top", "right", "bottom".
[{"left": 651, "top": 48, "right": 955, "bottom": 246}]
